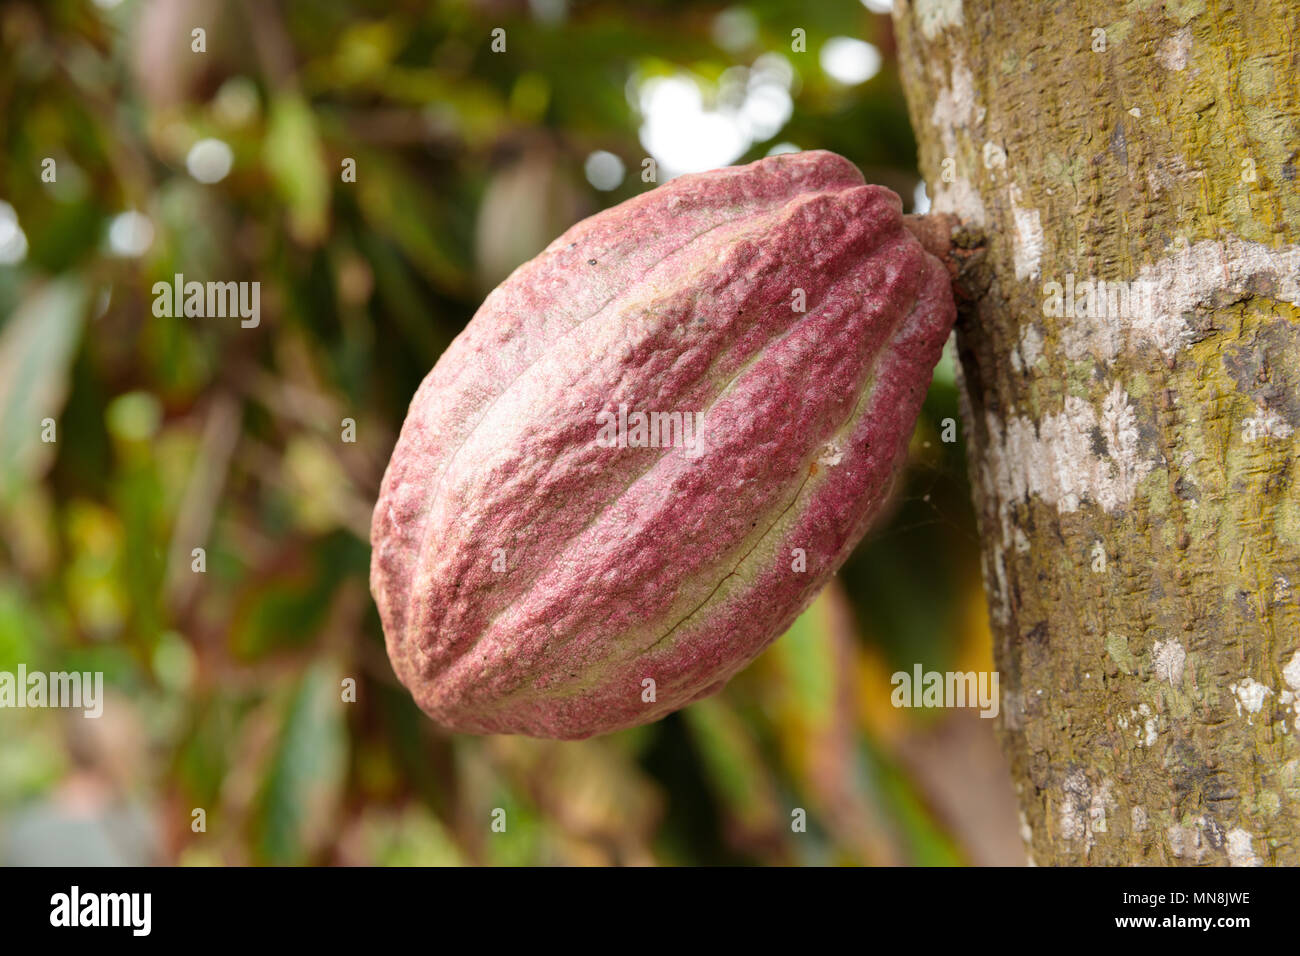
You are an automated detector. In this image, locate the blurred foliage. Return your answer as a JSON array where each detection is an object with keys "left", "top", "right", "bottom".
[{"left": 0, "top": 0, "right": 1021, "bottom": 865}]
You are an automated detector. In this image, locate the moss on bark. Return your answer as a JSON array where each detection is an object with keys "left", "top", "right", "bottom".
[{"left": 894, "top": 0, "right": 1300, "bottom": 865}]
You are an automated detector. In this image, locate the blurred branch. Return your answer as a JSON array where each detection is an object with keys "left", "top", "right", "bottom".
[
  {"left": 238, "top": 0, "right": 300, "bottom": 91},
  {"left": 337, "top": 108, "right": 465, "bottom": 149},
  {"left": 239, "top": 364, "right": 386, "bottom": 499}
]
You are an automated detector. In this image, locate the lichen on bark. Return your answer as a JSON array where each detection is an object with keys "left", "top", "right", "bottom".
[{"left": 894, "top": 0, "right": 1300, "bottom": 864}]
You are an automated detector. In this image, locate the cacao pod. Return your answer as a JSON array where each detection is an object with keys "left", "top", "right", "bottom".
[{"left": 371, "top": 150, "right": 956, "bottom": 739}]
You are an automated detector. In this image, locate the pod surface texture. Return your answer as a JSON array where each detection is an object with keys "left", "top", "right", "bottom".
[{"left": 370, "top": 150, "right": 957, "bottom": 739}]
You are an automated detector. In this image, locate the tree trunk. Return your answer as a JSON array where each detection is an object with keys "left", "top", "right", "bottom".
[{"left": 893, "top": 0, "right": 1300, "bottom": 865}]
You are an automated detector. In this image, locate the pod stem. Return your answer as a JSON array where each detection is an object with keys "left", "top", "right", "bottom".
[{"left": 902, "top": 213, "right": 987, "bottom": 306}]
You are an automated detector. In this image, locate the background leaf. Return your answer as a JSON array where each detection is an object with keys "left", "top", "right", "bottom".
[{"left": 0, "top": 278, "right": 86, "bottom": 504}]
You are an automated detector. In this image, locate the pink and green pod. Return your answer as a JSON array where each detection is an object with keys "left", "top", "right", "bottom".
[{"left": 370, "top": 150, "right": 956, "bottom": 739}]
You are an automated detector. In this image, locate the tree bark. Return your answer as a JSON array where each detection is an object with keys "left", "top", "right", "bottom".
[{"left": 893, "top": 0, "right": 1300, "bottom": 865}]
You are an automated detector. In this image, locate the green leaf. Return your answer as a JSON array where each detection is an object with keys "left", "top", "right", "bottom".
[
  {"left": 683, "top": 697, "right": 788, "bottom": 854},
  {"left": 255, "top": 661, "right": 348, "bottom": 864},
  {"left": 0, "top": 582, "right": 43, "bottom": 671},
  {"left": 263, "top": 95, "right": 330, "bottom": 244},
  {"left": 0, "top": 278, "right": 87, "bottom": 505}
]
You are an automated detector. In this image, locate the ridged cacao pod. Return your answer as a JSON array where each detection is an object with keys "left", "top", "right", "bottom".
[{"left": 371, "top": 150, "right": 956, "bottom": 739}]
